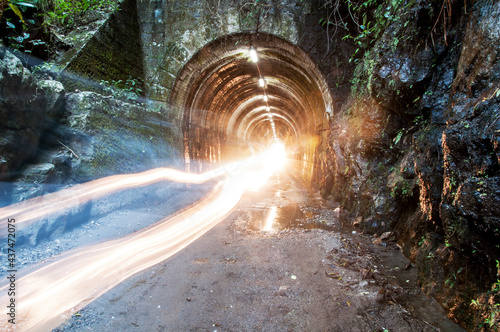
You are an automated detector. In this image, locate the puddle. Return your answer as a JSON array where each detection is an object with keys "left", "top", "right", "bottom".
[
  {"left": 246, "top": 201, "right": 464, "bottom": 331},
  {"left": 241, "top": 171, "right": 464, "bottom": 332},
  {"left": 248, "top": 204, "right": 333, "bottom": 232}
]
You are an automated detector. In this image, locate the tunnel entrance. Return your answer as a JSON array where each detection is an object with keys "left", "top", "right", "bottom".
[{"left": 169, "top": 33, "right": 332, "bottom": 183}]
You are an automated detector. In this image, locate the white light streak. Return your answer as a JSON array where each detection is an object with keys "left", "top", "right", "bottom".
[
  {"left": 0, "top": 165, "right": 237, "bottom": 232},
  {"left": 0, "top": 143, "right": 288, "bottom": 331}
]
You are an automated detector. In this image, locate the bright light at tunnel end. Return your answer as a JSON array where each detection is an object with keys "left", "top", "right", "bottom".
[
  {"left": 263, "top": 141, "right": 287, "bottom": 173},
  {"left": 232, "top": 141, "right": 287, "bottom": 191}
]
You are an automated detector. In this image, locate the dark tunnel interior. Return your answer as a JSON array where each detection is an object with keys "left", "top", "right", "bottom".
[{"left": 169, "top": 33, "right": 333, "bottom": 180}]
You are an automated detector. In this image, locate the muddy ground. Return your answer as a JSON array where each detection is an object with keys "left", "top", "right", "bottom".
[{"left": 45, "top": 170, "right": 466, "bottom": 332}]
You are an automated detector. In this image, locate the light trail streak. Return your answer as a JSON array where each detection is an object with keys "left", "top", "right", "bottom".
[
  {"left": 0, "top": 143, "right": 287, "bottom": 331},
  {"left": 0, "top": 160, "right": 243, "bottom": 234}
]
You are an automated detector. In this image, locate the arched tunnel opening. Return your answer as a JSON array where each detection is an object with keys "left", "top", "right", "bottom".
[{"left": 169, "top": 33, "right": 333, "bottom": 183}]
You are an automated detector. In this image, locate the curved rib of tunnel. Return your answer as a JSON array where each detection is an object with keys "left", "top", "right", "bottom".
[{"left": 169, "top": 33, "right": 333, "bottom": 181}]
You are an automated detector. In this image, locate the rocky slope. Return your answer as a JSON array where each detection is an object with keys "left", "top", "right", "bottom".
[
  {"left": 0, "top": 47, "right": 182, "bottom": 243},
  {"left": 313, "top": 0, "right": 500, "bottom": 329}
]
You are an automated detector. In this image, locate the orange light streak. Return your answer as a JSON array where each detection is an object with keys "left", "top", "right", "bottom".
[
  {"left": 0, "top": 144, "right": 287, "bottom": 331},
  {"left": 0, "top": 162, "right": 243, "bottom": 234}
]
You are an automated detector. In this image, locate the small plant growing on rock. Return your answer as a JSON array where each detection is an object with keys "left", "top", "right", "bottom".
[
  {"left": 99, "top": 77, "right": 143, "bottom": 103},
  {"left": 471, "top": 260, "right": 500, "bottom": 331},
  {"left": 0, "top": 0, "right": 37, "bottom": 51}
]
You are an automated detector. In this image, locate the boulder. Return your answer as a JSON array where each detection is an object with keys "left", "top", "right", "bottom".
[{"left": 63, "top": 91, "right": 181, "bottom": 182}]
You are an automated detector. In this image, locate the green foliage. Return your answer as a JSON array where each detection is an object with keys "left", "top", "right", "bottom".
[
  {"left": 444, "top": 238, "right": 451, "bottom": 247},
  {"left": 350, "top": 49, "right": 377, "bottom": 95},
  {"left": 445, "top": 217, "right": 468, "bottom": 243},
  {"left": 99, "top": 77, "right": 143, "bottom": 103},
  {"left": 42, "top": 0, "right": 119, "bottom": 29},
  {"left": 1, "top": 0, "right": 120, "bottom": 56},
  {"left": 341, "top": 0, "right": 418, "bottom": 96},
  {"left": 31, "top": 60, "right": 60, "bottom": 78},
  {"left": 0, "top": 0, "right": 37, "bottom": 22},
  {"left": 390, "top": 178, "right": 414, "bottom": 199},
  {"left": 0, "top": 0, "right": 43, "bottom": 54},
  {"left": 413, "top": 115, "right": 423, "bottom": 123},
  {"left": 392, "top": 129, "right": 403, "bottom": 147},
  {"left": 448, "top": 175, "right": 456, "bottom": 190},
  {"left": 341, "top": 0, "right": 406, "bottom": 63},
  {"left": 444, "top": 267, "right": 463, "bottom": 289}
]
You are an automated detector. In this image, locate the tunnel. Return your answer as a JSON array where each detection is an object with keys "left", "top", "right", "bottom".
[{"left": 169, "top": 33, "right": 333, "bottom": 180}]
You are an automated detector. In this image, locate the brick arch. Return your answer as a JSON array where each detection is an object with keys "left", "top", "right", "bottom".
[{"left": 169, "top": 32, "right": 332, "bottom": 176}]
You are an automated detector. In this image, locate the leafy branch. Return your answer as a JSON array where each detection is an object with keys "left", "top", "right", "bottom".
[
  {"left": 99, "top": 77, "right": 143, "bottom": 103},
  {"left": 0, "top": 0, "right": 41, "bottom": 54},
  {"left": 0, "top": 0, "right": 35, "bottom": 22}
]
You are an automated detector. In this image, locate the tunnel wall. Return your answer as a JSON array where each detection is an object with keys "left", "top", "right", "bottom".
[
  {"left": 58, "top": 0, "right": 333, "bottom": 168},
  {"left": 166, "top": 32, "right": 332, "bottom": 175},
  {"left": 135, "top": 0, "right": 309, "bottom": 104}
]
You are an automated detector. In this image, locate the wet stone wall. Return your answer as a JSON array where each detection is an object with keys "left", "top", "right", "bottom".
[
  {"left": 57, "top": 0, "right": 145, "bottom": 94},
  {"left": 317, "top": 0, "right": 500, "bottom": 329}
]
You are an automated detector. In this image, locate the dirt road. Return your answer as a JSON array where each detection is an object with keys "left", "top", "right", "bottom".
[{"left": 53, "top": 172, "right": 464, "bottom": 332}]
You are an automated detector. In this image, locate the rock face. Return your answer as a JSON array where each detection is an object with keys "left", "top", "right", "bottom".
[
  {"left": 0, "top": 48, "right": 182, "bottom": 244},
  {"left": 0, "top": 50, "right": 67, "bottom": 201},
  {"left": 63, "top": 91, "right": 181, "bottom": 182},
  {"left": 316, "top": 0, "right": 500, "bottom": 329}
]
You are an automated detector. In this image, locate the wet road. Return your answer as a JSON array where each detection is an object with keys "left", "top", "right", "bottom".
[{"left": 53, "top": 169, "right": 464, "bottom": 332}]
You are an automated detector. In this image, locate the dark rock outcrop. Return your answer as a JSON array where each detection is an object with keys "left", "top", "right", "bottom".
[
  {"left": 319, "top": 0, "right": 500, "bottom": 329},
  {"left": 0, "top": 50, "right": 68, "bottom": 203}
]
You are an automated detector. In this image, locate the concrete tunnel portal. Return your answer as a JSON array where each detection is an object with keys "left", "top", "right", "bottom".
[{"left": 169, "top": 33, "right": 333, "bottom": 180}]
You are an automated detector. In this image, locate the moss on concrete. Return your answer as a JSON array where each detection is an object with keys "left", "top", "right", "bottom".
[{"left": 58, "top": 0, "right": 145, "bottom": 94}]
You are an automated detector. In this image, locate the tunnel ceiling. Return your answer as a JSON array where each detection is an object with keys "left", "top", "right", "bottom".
[{"left": 169, "top": 33, "right": 332, "bottom": 154}]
